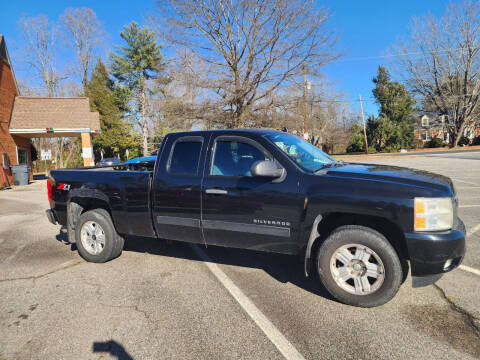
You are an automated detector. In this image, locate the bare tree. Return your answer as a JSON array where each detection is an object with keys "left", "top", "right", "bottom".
[
  {"left": 18, "top": 14, "right": 66, "bottom": 96},
  {"left": 393, "top": 0, "right": 480, "bottom": 146},
  {"left": 61, "top": 8, "right": 104, "bottom": 92},
  {"left": 155, "top": 0, "right": 339, "bottom": 128}
]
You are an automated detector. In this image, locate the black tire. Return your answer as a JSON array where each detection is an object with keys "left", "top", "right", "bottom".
[
  {"left": 75, "top": 209, "right": 123, "bottom": 263},
  {"left": 316, "top": 225, "right": 403, "bottom": 308}
]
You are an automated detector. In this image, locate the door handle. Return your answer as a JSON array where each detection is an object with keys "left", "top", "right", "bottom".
[{"left": 205, "top": 188, "right": 228, "bottom": 195}]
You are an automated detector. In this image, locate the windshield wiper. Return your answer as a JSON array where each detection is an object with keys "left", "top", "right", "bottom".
[
  {"left": 314, "top": 160, "right": 345, "bottom": 172},
  {"left": 314, "top": 163, "right": 334, "bottom": 172}
]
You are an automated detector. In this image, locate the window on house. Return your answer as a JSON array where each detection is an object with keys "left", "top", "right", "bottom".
[
  {"left": 17, "top": 147, "right": 28, "bottom": 165},
  {"left": 444, "top": 133, "right": 449, "bottom": 142},
  {"left": 421, "top": 132, "right": 432, "bottom": 141},
  {"left": 421, "top": 116, "right": 429, "bottom": 127}
]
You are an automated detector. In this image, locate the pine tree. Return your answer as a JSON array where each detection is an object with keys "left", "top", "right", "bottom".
[
  {"left": 373, "top": 66, "right": 415, "bottom": 124},
  {"left": 86, "top": 59, "right": 140, "bottom": 159},
  {"left": 110, "top": 22, "right": 166, "bottom": 156},
  {"left": 370, "top": 66, "right": 416, "bottom": 151}
]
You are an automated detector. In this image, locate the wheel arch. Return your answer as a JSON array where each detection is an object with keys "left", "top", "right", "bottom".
[
  {"left": 67, "top": 189, "right": 113, "bottom": 243},
  {"left": 304, "top": 212, "right": 408, "bottom": 277}
]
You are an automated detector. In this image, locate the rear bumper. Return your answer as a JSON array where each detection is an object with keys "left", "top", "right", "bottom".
[
  {"left": 405, "top": 219, "right": 466, "bottom": 278},
  {"left": 45, "top": 209, "right": 58, "bottom": 225}
]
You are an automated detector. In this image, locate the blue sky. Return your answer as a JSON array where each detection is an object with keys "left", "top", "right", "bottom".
[{"left": 1, "top": 0, "right": 451, "bottom": 115}]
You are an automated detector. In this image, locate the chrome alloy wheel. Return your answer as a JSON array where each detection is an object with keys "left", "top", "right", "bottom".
[
  {"left": 330, "top": 243, "right": 385, "bottom": 295},
  {"left": 80, "top": 221, "right": 106, "bottom": 255}
]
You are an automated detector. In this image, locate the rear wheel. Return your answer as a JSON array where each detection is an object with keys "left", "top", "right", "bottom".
[
  {"left": 316, "top": 225, "right": 403, "bottom": 307},
  {"left": 75, "top": 209, "right": 124, "bottom": 263}
]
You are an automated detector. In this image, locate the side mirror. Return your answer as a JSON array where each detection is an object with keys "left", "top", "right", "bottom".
[{"left": 250, "top": 160, "right": 285, "bottom": 179}]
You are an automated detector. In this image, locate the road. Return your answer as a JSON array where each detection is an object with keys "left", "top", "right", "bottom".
[{"left": 0, "top": 151, "right": 479, "bottom": 360}]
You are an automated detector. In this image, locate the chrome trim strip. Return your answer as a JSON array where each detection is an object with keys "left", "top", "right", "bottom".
[
  {"left": 156, "top": 216, "right": 200, "bottom": 228},
  {"left": 202, "top": 220, "right": 290, "bottom": 238},
  {"left": 205, "top": 189, "right": 228, "bottom": 195}
]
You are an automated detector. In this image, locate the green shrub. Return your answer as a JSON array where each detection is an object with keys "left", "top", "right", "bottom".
[
  {"left": 346, "top": 143, "right": 363, "bottom": 153},
  {"left": 471, "top": 136, "right": 480, "bottom": 146},
  {"left": 458, "top": 136, "right": 470, "bottom": 146},
  {"left": 427, "top": 137, "right": 443, "bottom": 148},
  {"left": 383, "top": 145, "right": 401, "bottom": 153},
  {"left": 411, "top": 138, "right": 424, "bottom": 150}
]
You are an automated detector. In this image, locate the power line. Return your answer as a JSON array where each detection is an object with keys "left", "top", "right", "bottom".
[{"left": 336, "top": 47, "right": 470, "bottom": 63}]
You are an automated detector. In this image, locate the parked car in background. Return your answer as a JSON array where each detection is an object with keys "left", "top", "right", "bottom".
[
  {"left": 96, "top": 158, "right": 122, "bottom": 167},
  {"left": 121, "top": 156, "right": 156, "bottom": 171}
]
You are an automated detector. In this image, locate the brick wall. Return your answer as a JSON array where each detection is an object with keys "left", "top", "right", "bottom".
[{"left": 0, "top": 57, "right": 31, "bottom": 187}]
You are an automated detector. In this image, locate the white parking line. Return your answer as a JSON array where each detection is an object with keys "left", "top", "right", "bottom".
[
  {"left": 191, "top": 244, "right": 306, "bottom": 360},
  {"left": 467, "top": 224, "right": 480, "bottom": 237},
  {"left": 452, "top": 178, "right": 479, "bottom": 186},
  {"left": 459, "top": 265, "right": 480, "bottom": 276},
  {"left": 459, "top": 205, "right": 480, "bottom": 208}
]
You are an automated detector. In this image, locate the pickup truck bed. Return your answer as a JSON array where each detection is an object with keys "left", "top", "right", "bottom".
[{"left": 50, "top": 169, "right": 155, "bottom": 238}]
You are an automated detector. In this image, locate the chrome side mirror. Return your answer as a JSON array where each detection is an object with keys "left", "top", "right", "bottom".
[{"left": 250, "top": 160, "right": 284, "bottom": 178}]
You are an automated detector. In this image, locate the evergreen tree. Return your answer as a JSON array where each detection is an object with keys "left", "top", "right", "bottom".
[
  {"left": 369, "top": 66, "right": 415, "bottom": 151},
  {"left": 373, "top": 66, "right": 415, "bottom": 124},
  {"left": 346, "top": 123, "right": 366, "bottom": 153},
  {"left": 110, "top": 22, "right": 166, "bottom": 156},
  {"left": 86, "top": 59, "right": 140, "bottom": 159},
  {"left": 347, "top": 66, "right": 416, "bottom": 153}
]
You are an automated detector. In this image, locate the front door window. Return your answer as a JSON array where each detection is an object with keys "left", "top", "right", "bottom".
[{"left": 210, "top": 140, "right": 270, "bottom": 177}]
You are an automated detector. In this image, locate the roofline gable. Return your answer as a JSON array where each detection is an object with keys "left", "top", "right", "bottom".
[{"left": 0, "top": 35, "right": 20, "bottom": 96}]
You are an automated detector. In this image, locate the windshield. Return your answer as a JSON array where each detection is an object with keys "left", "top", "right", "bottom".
[{"left": 264, "top": 132, "right": 335, "bottom": 172}]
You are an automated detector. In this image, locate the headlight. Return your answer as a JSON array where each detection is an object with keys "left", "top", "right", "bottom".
[{"left": 414, "top": 197, "right": 453, "bottom": 231}]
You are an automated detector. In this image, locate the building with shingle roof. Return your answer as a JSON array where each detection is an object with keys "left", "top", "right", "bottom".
[
  {"left": 0, "top": 35, "right": 100, "bottom": 188},
  {"left": 9, "top": 97, "right": 100, "bottom": 137}
]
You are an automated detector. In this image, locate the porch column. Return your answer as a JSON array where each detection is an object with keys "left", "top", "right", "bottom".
[{"left": 81, "top": 132, "right": 94, "bottom": 167}]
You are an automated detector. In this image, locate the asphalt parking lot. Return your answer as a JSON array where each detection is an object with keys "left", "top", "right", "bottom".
[{"left": 0, "top": 151, "right": 479, "bottom": 360}]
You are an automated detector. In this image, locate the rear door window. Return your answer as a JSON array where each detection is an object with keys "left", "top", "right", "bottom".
[{"left": 169, "top": 141, "right": 202, "bottom": 175}]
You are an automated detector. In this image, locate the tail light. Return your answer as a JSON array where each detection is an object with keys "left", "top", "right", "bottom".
[{"left": 47, "top": 178, "right": 54, "bottom": 205}]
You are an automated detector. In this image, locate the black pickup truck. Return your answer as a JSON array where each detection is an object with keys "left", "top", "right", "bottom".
[{"left": 46, "top": 129, "right": 466, "bottom": 307}]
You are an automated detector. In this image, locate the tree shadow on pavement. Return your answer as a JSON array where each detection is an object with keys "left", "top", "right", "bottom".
[
  {"left": 93, "top": 340, "right": 133, "bottom": 360},
  {"left": 123, "top": 236, "right": 336, "bottom": 303}
]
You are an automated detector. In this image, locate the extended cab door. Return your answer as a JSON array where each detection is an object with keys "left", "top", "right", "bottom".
[
  {"left": 201, "top": 134, "right": 303, "bottom": 254},
  {"left": 152, "top": 134, "right": 207, "bottom": 243}
]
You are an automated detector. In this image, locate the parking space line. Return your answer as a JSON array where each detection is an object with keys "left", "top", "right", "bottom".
[
  {"left": 459, "top": 205, "right": 480, "bottom": 208},
  {"left": 190, "top": 244, "right": 306, "bottom": 360},
  {"left": 467, "top": 224, "right": 480, "bottom": 237},
  {"left": 459, "top": 265, "right": 480, "bottom": 276},
  {"left": 452, "top": 178, "right": 479, "bottom": 186}
]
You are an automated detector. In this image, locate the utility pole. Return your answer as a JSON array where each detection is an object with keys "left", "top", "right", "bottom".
[
  {"left": 359, "top": 94, "right": 369, "bottom": 154},
  {"left": 303, "top": 65, "right": 308, "bottom": 140}
]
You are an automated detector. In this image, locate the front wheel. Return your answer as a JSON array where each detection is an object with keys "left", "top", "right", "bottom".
[{"left": 316, "top": 225, "right": 403, "bottom": 307}]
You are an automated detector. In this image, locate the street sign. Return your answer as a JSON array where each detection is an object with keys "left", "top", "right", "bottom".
[{"left": 41, "top": 149, "right": 52, "bottom": 161}]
